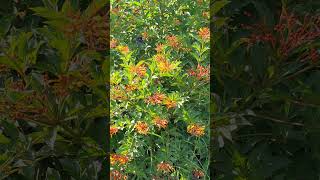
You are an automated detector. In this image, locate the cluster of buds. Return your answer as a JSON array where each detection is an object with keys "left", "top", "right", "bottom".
[
  {"left": 244, "top": 9, "right": 320, "bottom": 61},
  {"left": 188, "top": 63, "right": 210, "bottom": 82},
  {"left": 63, "top": 9, "right": 109, "bottom": 51}
]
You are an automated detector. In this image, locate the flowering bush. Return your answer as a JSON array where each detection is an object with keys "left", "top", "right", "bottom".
[
  {"left": 110, "top": 0, "right": 218, "bottom": 179},
  {"left": 0, "top": 1, "right": 108, "bottom": 179}
]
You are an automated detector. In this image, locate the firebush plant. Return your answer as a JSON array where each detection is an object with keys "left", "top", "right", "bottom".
[
  {"left": 0, "top": 0, "right": 108, "bottom": 179},
  {"left": 109, "top": 0, "right": 223, "bottom": 179}
]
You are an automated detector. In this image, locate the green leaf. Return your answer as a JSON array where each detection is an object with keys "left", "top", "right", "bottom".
[
  {"left": 211, "top": 0, "right": 230, "bottom": 15},
  {"left": 0, "top": 134, "right": 10, "bottom": 144},
  {"left": 31, "top": 7, "right": 66, "bottom": 20},
  {"left": 83, "top": 0, "right": 108, "bottom": 18}
]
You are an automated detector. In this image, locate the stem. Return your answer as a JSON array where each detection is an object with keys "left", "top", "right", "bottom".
[{"left": 246, "top": 113, "right": 304, "bottom": 126}]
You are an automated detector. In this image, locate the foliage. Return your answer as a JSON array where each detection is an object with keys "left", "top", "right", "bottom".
[
  {"left": 212, "top": 0, "right": 320, "bottom": 179},
  {"left": 0, "top": 0, "right": 108, "bottom": 179},
  {"left": 109, "top": 0, "right": 225, "bottom": 179}
]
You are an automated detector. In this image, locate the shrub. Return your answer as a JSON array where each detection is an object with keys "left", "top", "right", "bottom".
[
  {"left": 0, "top": 0, "right": 108, "bottom": 179},
  {"left": 110, "top": 0, "right": 219, "bottom": 179}
]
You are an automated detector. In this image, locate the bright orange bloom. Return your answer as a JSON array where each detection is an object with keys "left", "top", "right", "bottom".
[
  {"left": 110, "top": 38, "right": 118, "bottom": 48},
  {"left": 135, "top": 121, "right": 149, "bottom": 135},
  {"left": 142, "top": 31, "right": 148, "bottom": 40},
  {"left": 153, "top": 116, "right": 168, "bottom": 129},
  {"left": 157, "top": 59, "right": 175, "bottom": 73},
  {"left": 163, "top": 98, "right": 177, "bottom": 109},
  {"left": 111, "top": 86, "right": 127, "bottom": 101},
  {"left": 129, "top": 64, "right": 147, "bottom": 77},
  {"left": 111, "top": 7, "right": 120, "bottom": 15},
  {"left": 154, "top": 54, "right": 166, "bottom": 62},
  {"left": 166, "top": 35, "right": 180, "bottom": 49},
  {"left": 110, "top": 170, "right": 128, "bottom": 180},
  {"left": 197, "top": 0, "right": 203, "bottom": 4},
  {"left": 157, "top": 162, "right": 174, "bottom": 173},
  {"left": 187, "top": 124, "right": 205, "bottom": 137},
  {"left": 110, "top": 125, "right": 119, "bottom": 137},
  {"left": 146, "top": 93, "right": 166, "bottom": 105},
  {"left": 202, "top": 11, "right": 209, "bottom": 19},
  {"left": 192, "top": 169, "right": 205, "bottom": 179},
  {"left": 188, "top": 63, "right": 210, "bottom": 81},
  {"left": 198, "top": 27, "right": 210, "bottom": 41},
  {"left": 125, "top": 84, "right": 138, "bottom": 92},
  {"left": 155, "top": 43, "right": 165, "bottom": 53},
  {"left": 110, "top": 154, "right": 129, "bottom": 165},
  {"left": 117, "top": 45, "right": 130, "bottom": 55}
]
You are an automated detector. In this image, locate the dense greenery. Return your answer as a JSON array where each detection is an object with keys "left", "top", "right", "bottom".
[
  {"left": 0, "top": 0, "right": 108, "bottom": 179},
  {"left": 212, "top": 0, "right": 320, "bottom": 179},
  {"left": 1, "top": 0, "right": 319, "bottom": 180},
  {"left": 110, "top": 0, "right": 212, "bottom": 179}
]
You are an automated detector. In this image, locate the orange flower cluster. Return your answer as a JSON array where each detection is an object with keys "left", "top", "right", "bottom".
[
  {"left": 110, "top": 125, "right": 119, "bottom": 137},
  {"left": 188, "top": 63, "right": 210, "bottom": 81},
  {"left": 154, "top": 54, "right": 175, "bottom": 73},
  {"left": 154, "top": 54, "right": 166, "bottom": 62},
  {"left": 111, "top": 7, "right": 121, "bottom": 15},
  {"left": 157, "top": 60, "right": 175, "bottom": 73},
  {"left": 146, "top": 93, "right": 166, "bottom": 105},
  {"left": 187, "top": 124, "right": 205, "bottom": 137},
  {"left": 202, "top": 11, "right": 209, "bottom": 19},
  {"left": 111, "top": 86, "right": 127, "bottom": 100},
  {"left": 166, "top": 35, "right": 180, "bottom": 49},
  {"left": 192, "top": 169, "right": 205, "bottom": 179},
  {"left": 117, "top": 45, "right": 130, "bottom": 55},
  {"left": 155, "top": 43, "right": 165, "bottom": 53},
  {"left": 110, "top": 154, "right": 129, "bottom": 166},
  {"left": 163, "top": 98, "right": 177, "bottom": 109},
  {"left": 142, "top": 32, "right": 148, "bottom": 40},
  {"left": 110, "top": 170, "right": 127, "bottom": 180},
  {"left": 157, "top": 162, "right": 174, "bottom": 173},
  {"left": 110, "top": 38, "right": 118, "bottom": 48},
  {"left": 129, "top": 64, "right": 147, "bottom": 77},
  {"left": 135, "top": 121, "right": 149, "bottom": 135},
  {"left": 198, "top": 27, "right": 210, "bottom": 41},
  {"left": 153, "top": 116, "right": 168, "bottom": 129},
  {"left": 125, "top": 84, "right": 138, "bottom": 92}
]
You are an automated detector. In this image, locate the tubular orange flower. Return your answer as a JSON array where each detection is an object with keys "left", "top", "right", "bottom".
[
  {"left": 110, "top": 154, "right": 129, "bottom": 166},
  {"left": 117, "top": 45, "right": 130, "bottom": 55},
  {"left": 198, "top": 27, "right": 210, "bottom": 41},
  {"left": 202, "top": 11, "right": 209, "bottom": 19},
  {"left": 129, "top": 64, "right": 147, "bottom": 77},
  {"left": 157, "top": 60, "right": 174, "bottom": 73},
  {"left": 163, "top": 98, "right": 177, "bottom": 109},
  {"left": 157, "top": 162, "right": 174, "bottom": 173},
  {"left": 166, "top": 35, "right": 180, "bottom": 49},
  {"left": 111, "top": 86, "right": 127, "bottom": 100},
  {"left": 153, "top": 116, "right": 168, "bottom": 129},
  {"left": 110, "top": 38, "right": 118, "bottom": 48},
  {"left": 110, "top": 125, "right": 119, "bottom": 137},
  {"left": 188, "top": 63, "right": 210, "bottom": 81},
  {"left": 187, "top": 124, "right": 205, "bottom": 137},
  {"left": 135, "top": 121, "right": 149, "bottom": 135},
  {"left": 154, "top": 54, "right": 166, "bottom": 62},
  {"left": 110, "top": 170, "right": 128, "bottom": 180},
  {"left": 142, "top": 31, "right": 148, "bottom": 40},
  {"left": 125, "top": 84, "right": 138, "bottom": 92},
  {"left": 192, "top": 169, "right": 205, "bottom": 179},
  {"left": 146, "top": 93, "right": 166, "bottom": 105},
  {"left": 155, "top": 43, "right": 165, "bottom": 53},
  {"left": 111, "top": 7, "right": 120, "bottom": 15}
]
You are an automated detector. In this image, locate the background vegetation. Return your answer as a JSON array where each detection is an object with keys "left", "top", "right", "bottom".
[
  {"left": 0, "top": 0, "right": 108, "bottom": 179},
  {"left": 212, "top": 0, "right": 320, "bottom": 179}
]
